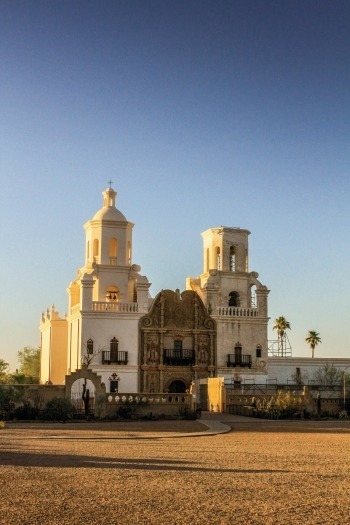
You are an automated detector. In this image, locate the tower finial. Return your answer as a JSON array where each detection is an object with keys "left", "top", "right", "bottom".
[{"left": 108, "top": 179, "right": 113, "bottom": 189}]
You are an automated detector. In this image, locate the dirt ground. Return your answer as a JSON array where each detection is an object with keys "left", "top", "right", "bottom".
[{"left": 0, "top": 417, "right": 349, "bottom": 525}]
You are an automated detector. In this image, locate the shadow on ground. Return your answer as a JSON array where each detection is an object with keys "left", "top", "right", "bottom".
[{"left": 0, "top": 450, "right": 292, "bottom": 473}]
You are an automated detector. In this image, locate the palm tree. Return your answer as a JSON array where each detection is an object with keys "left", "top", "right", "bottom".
[
  {"left": 273, "top": 316, "right": 291, "bottom": 357},
  {"left": 305, "top": 330, "right": 321, "bottom": 358}
]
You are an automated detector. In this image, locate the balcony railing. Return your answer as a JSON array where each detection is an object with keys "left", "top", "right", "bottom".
[
  {"left": 227, "top": 354, "right": 252, "bottom": 368},
  {"left": 163, "top": 349, "right": 195, "bottom": 366},
  {"left": 216, "top": 307, "right": 257, "bottom": 317},
  {"left": 92, "top": 302, "right": 138, "bottom": 313},
  {"left": 102, "top": 351, "right": 128, "bottom": 365}
]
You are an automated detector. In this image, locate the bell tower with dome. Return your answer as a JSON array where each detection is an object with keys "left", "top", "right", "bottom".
[
  {"left": 82, "top": 186, "right": 137, "bottom": 304},
  {"left": 186, "top": 226, "right": 269, "bottom": 383},
  {"left": 40, "top": 186, "right": 151, "bottom": 391}
]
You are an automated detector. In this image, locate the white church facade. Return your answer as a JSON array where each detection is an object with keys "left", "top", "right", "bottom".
[{"left": 40, "top": 186, "right": 270, "bottom": 393}]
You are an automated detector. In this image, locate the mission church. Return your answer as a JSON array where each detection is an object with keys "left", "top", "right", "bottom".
[{"left": 40, "top": 185, "right": 270, "bottom": 394}]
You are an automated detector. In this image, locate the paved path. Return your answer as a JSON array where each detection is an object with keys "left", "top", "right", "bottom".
[{"left": 157, "top": 412, "right": 236, "bottom": 438}]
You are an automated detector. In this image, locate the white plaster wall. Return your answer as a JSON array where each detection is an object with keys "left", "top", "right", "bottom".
[
  {"left": 91, "top": 367, "right": 138, "bottom": 393},
  {"left": 268, "top": 357, "right": 350, "bottom": 384},
  {"left": 80, "top": 315, "right": 140, "bottom": 366},
  {"left": 68, "top": 317, "right": 80, "bottom": 373},
  {"left": 218, "top": 372, "right": 267, "bottom": 383},
  {"left": 215, "top": 319, "right": 268, "bottom": 367}
]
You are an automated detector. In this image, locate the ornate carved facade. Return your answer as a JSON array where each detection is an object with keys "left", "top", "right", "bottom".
[{"left": 139, "top": 289, "right": 216, "bottom": 393}]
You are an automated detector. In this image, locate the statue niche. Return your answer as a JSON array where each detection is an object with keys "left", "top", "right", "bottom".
[
  {"left": 146, "top": 334, "right": 159, "bottom": 365},
  {"left": 198, "top": 335, "right": 210, "bottom": 365}
]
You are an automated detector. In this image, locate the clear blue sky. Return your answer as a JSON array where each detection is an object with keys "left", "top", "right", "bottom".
[{"left": 1, "top": 1, "right": 349, "bottom": 369}]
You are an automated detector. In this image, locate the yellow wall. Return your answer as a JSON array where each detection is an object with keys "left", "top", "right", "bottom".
[
  {"left": 40, "top": 310, "right": 68, "bottom": 384},
  {"left": 207, "top": 377, "right": 225, "bottom": 412}
]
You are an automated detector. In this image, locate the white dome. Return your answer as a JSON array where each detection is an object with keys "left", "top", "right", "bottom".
[{"left": 92, "top": 206, "right": 127, "bottom": 222}]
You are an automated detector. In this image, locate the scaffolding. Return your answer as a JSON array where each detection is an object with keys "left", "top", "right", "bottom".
[{"left": 268, "top": 332, "right": 292, "bottom": 357}]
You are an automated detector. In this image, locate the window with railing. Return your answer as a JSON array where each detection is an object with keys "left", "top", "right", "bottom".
[
  {"left": 163, "top": 348, "right": 195, "bottom": 366},
  {"left": 102, "top": 349, "right": 128, "bottom": 365},
  {"left": 227, "top": 354, "right": 252, "bottom": 368},
  {"left": 102, "top": 338, "right": 128, "bottom": 364}
]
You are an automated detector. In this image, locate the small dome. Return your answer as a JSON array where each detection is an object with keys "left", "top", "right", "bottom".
[
  {"left": 91, "top": 186, "right": 127, "bottom": 222},
  {"left": 92, "top": 206, "right": 127, "bottom": 222}
]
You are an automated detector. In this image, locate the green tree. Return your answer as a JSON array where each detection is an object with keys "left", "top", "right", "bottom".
[
  {"left": 0, "top": 359, "right": 9, "bottom": 384},
  {"left": 273, "top": 317, "right": 291, "bottom": 357},
  {"left": 17, "top": 347, "right": 40, "bottom": 383},
  {"left": 305, "top": 330, "right": 322, "bottom": 358}
]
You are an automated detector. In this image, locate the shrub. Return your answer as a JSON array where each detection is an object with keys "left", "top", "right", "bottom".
[
  {"left": 42, "top": 398, "right": 74, "bottom": 421},
  {"left": 13, "top": 401, "right": 40, "bottom": 420},
  {"left": 117, "top": 404, "right": 133, "bottom": 419},
  {"left": 0, "top": 386, "right": 24, "bottom": 420},
  {"left": 0, "top": 420, "right": 5, "bottom": 429},
  {"left": 255, "top": 391, "right": 307, "bottom": 419},
  {"left": 178, "top": 405, "right": 198, "bottom": 420}
]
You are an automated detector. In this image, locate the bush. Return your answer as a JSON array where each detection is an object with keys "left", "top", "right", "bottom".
[
  {"left": 255, "top": 391, "right": 307, "bottom": 420},
  {"left": 0, "top": 420, "right": 5, "bottom": 429},
  {"left": 13, "top": 401, "right": 40, "bottom": 420},
  {"left": 116, "top": 399, "right": 147, "bottom": 419},
  {"left": 117, "top": 404, "right": 133, "bottom": 419},
  {"left": 42, "top": 398, "right": 74, "bottom": 421},
  {"left": 178, "top": 405, "right": 198, "bottom": 420},
  {"left": 0, "top": 386, "right": 24, "bottom": 420}
]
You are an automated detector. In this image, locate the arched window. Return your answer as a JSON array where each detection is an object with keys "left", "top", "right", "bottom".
[
  {"left": 106, "top": 285, "right": 119, "bottom": 301},
  {"left": 109, "top": 238, "right": 118, "bottom": 264},
  {"left": 229, "top": 246, "right": 235, "bottom": 271},
  {"left": 216, "top": 247, "right": 221, "bottom": 270},
  {"left": 234, "top": 343, "right": 242, "bottom": 359},
  {"left": 86, "top": 339, "right": 93, "bottom": 355},
  {"left": 256, "top": 345, "right": 262, "bottom": 358},
  {"left": 250, "top": 285, "right": 257, "bottom": 307},
  {"left": 206, "top": 248, "right": 209, "bottom": 272},
  {"left": 128, "top": 241, "right": 131, "bottom": 265},
  {"left": 110, "top": 337, "right": 119, "bottom": 353},
  {"left": 228, "top": 291, "right": 240, "bottom": 307},
  {"left": 110, "top": 379, "right": 119, "bottom": 393},
  {"left": 86, "top": 241, "right": 90, "bottom": 261},
  {"left": 93, "top": 239, "right": 99, "bottom": 257}
]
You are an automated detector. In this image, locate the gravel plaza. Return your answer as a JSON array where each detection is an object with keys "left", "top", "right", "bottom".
[{"left": 0, "top": 414, "right": 349, "bottom": 525}]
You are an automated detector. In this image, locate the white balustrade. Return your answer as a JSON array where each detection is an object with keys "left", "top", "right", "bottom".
[
  {"left": 92, "top": 301, "right": 139, "bottom": 313},
  {"left": 216, "top": 306, "right": 258, "bottom": 317},
  {"left": 107, "top": 393, "right": 191, "bottom": 404}
]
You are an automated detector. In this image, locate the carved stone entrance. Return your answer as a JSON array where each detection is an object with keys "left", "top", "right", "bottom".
[
  {"left": 168, "top": 380, "right": 187, "bottom": 393},
  {"left": 139, "top": 289, "right": 216, "bottom": 393}
]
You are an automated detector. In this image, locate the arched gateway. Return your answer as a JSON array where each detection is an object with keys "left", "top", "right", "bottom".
[{"left": 65, "top": 366, "right": 107, "bottom": 418}]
